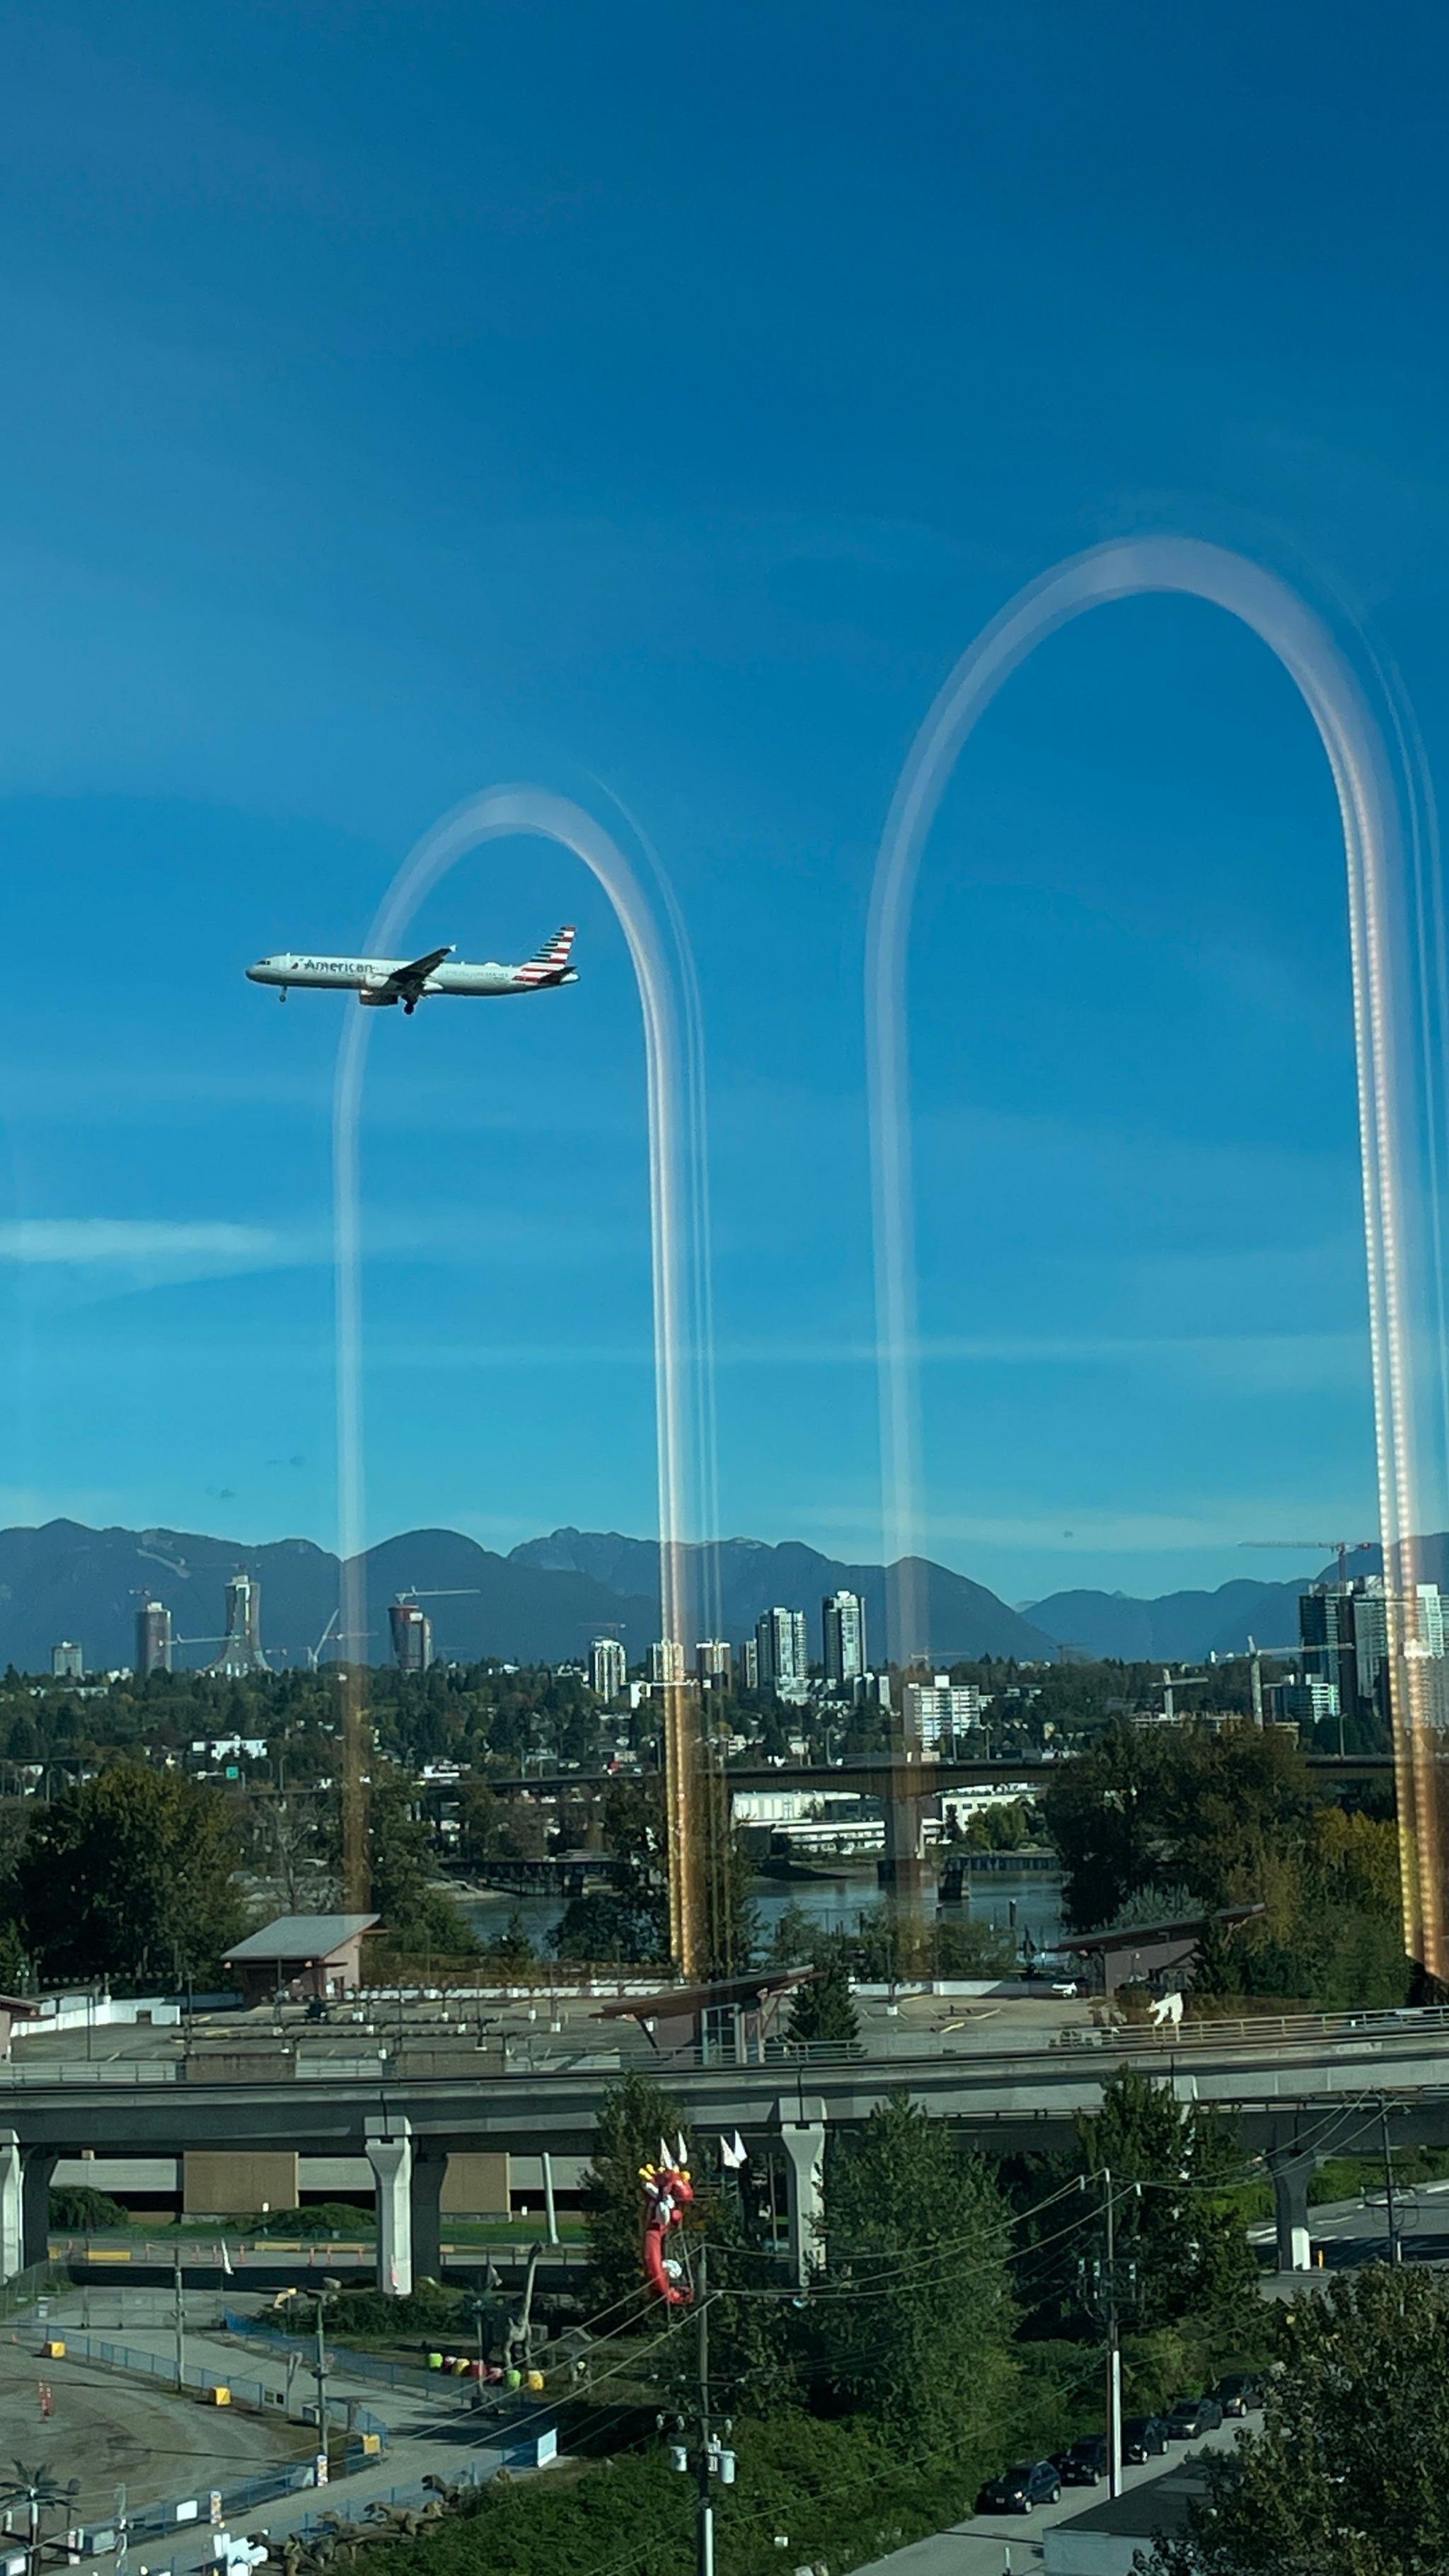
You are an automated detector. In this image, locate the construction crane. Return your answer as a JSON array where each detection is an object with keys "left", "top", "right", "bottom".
[
  {"left": 1159, "top": 1667, "right": 1211, "bottom": 1723},
  {"left": 1244, "top": 1635, "right": 1311, "bottom": 1726},
  {"left": 393, "top": 1587, "right": 482, "bottom": 1605},
  {"left": 306, "top": 1608, "right": 340, "bottom": 1672},
  {"left": 1240, "top": 1539, "right": 1377, "bottom": 1587}
]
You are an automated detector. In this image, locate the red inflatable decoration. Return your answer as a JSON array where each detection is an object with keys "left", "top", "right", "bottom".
[{"left": 640, "top": 2137, "right": 694, "bottom": 2305}]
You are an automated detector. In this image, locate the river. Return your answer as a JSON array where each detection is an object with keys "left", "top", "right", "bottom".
[{"left": 462, "top": 1865, "right": 1063, "bottom": 1965}]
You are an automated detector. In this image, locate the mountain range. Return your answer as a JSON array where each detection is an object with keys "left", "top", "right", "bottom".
[{"left": 0, "top": 1518, "right": 1416, "bottom": 1677}]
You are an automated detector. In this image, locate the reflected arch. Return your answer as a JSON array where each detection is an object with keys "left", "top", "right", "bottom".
[
  {"left": 865, "top": 536, "right": 1444, "bottom": 1973},
  {"left": 333, "top": 786, "right": 715, "bottom": 1975}
]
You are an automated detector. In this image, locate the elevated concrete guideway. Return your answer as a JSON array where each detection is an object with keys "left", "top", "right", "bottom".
[{"left": 6, "top": 2006, "right": 1449, "bottom": 2290}]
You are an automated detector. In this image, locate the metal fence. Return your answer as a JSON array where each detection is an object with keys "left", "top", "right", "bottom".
[
  {"left": 0, "top": 2255, "right": 64, "bottom": 2323},
  {"left": 55, "top": 2327, "right": 389, "bottom": 2445},
  {"left": 221, "top": 2309, "right": 473, "bottom": 2404}
]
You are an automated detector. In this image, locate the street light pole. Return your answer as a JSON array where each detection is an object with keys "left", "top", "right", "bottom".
[{"left": 173, "top": 2246, "right": 186, "bottom": 2390}]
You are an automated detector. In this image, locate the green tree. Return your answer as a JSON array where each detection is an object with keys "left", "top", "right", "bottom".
[
  {"left": 1147, "top": 2267, "right": 1449, "bottom": 2575},
  {"left": 342, "top": 1768, "right": 479, "bottom": 1957},
  {"left": 582, "top": 2069, "right": 690, "bottom": 2311},
  {"left": 1194, "top": 1806, "right": 1410, "bottom": 2009},
  {"left": 819, "top": 2095, "right": 1018, "bottom": 2446},
  {"left": 478, "top": 1907, "right": 536, "bottom": 1970},
  {"left": 550, "top": 1884, "right": 668, "bottom": 1965},
  {"left": 1078, "top": 2066, "right": 1255, "bottom": 2335},
  {"left": 785, "top": 1950, "right": 860, "bottom": 2053},
  {"left": 15, "top": 1765, "right": 244, "bottom": 1987},
  {"left": 1041, "top": 1723, "right": 1314, "bottom": 1932},
  {"left": 766, "top": 1898, "right": 817, "bottom": 1967}
]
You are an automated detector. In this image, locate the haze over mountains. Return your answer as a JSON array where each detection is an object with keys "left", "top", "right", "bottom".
[{"left": 0, "top": 1519, "right": 1400, "bottom": 1677}]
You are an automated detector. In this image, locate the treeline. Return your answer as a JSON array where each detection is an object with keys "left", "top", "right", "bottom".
[
  {"left": 1042, "top": 1722, "right": 1408, "bottom": 2009},
  {"left": 0, "top": 1660, "right": 620, "bottom": 1776}
]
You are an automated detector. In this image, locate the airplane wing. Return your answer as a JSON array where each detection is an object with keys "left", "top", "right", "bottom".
[{"left": 381, "top": 945, "right": 451, "bottom": 997}]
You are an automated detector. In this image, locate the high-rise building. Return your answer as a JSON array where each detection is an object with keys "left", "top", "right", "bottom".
[
  {"left": 647, "top": 1639, "right": 686, "bottom": 1685},
  {"left": 1413, "top": 1582, "right": 1448, "bottom": 1658},
  {"left": 822, "top": 1590, "right": 867, "bottom": 1685},
  {"left": 1275, "top": 1678, "right": 1341, "bottom": 1729},
  {"left": 590, "top": 1637, "right": 628, "bottom": 1699},
  {"left": 695, "top": 1639, "right": 733, "bottom": 1691},
  {"left": 1298, "top": 1583, "right": 1361, "bottom": 1721},
  {"left": 904, "top": 1677, "right": 983, "bottom": 1749},
  {"left": 1352, "top": 1577, "right": 1391, "bottom": 1714},
  {"left": 740, "top": 1637, "right": 760, "bottom": 1691},
  {"left": 389, "top": 1601, "right": 433, "bottom": 1672},
  {"left": 1297, "top": 1574, "right": 1449, "bottom": 1730},
  {"left": 136, "top": 1599, "right": 173, "bottom": 1677},
  {"left": 51, "top": 1640, "right": 83, "bottom": 1680},
  {"left": 756, "top": 1607, "right": 809, "bottom": 1696},
  {"left": 207, "top": 1571, "right": 270, "bottom": 1677}
]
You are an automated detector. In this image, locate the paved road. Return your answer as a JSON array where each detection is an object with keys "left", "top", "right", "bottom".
[
  {"left": 852, "top": 2422, "right": 1243, "bottom": 2576},
  {"left": 1252, "top": 2179, "right": 1449, "bottom": 2270}
]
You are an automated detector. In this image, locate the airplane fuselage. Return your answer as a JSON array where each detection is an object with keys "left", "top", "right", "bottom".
[
  {"left": 246, "top": 926, "right": 578, "bottom": 1010},
  {"left": 248, "top": 953, "right": 569, "bottom": 999}
]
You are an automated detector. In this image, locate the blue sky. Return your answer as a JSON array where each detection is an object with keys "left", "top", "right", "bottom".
[{"left": 0, "top": 1, "right": 1445, "bottom": 1603}]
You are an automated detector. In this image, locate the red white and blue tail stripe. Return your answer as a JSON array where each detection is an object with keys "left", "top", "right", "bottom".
[{"left": 514, "top": 925, "right": 577, "bottom": 986}]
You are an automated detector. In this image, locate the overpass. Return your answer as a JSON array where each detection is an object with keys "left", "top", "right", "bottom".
[{"left": 4, "top": 2003, "right": 1446, "bottom": 2292}]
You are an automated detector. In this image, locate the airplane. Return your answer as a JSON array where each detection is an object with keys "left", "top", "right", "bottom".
[{"left": 246, "top": 925, "right": 577, "bottom": 1014}]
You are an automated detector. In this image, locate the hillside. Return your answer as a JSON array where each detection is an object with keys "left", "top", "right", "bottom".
[
  {"left": 509, "top": 1528, "right": 1060, "bottom": 1660},
  {"left": 0, "top": 1517, "right": 1053, "bottom": 1673}
]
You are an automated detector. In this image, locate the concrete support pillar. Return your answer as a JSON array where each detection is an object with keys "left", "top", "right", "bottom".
[
  {"left": 1269, "top": 2145, "right": 1317, "bottom": 2272},
  {"left": 775, "top": 2097, "right": 826, "bottom": 2288},
  {"left": 0, "top": 2132, "right": 21, "bottom": 2284},
  {"left": 879, "top": 1773, "right": 930, "bottom": 1898},
  {"left": 365, "top": 2115, "right": 414, "bottom": 2299},
  {"left": 22, "top": 2150, "right": 57, "bottom": 2270},
  {"left": 409, "top": 2148, "right": 447, "bottom": 2285}
]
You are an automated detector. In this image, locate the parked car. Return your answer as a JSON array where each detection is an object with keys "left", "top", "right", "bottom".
[
  {"left": 1123, "top": 2415, "right": 1170, "bottom": 2462},
  {"left": 976, "top": 2460, "right": 1063, "bottom": 2514},
  {"left": 1060, "top": 2436, "right": 1109, "bottom": 2485},
  {"left": 1166, "top": 2396, "right": 1225, "bottom": 2439},
  {"left": 1212, "top": 2374, "right": 1262, "bottom": 2418}
]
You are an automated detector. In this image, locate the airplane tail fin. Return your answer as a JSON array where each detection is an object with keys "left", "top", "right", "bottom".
[{"left": 515, "top": 924, "right": 577, "bottom": 986}]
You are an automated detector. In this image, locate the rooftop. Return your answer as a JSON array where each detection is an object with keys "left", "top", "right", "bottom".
[{"left": 223, "top": 1912, "right": 380, "bottom": 1964}]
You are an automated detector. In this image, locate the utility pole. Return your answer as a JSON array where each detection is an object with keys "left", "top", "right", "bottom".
[
  {"left": 313, "top": 2280, "right": 334, "bottom": 2456},
  {"left": 1380, "top": 2097, "right": 1402, "bottom": 2264},
  {"left": 173, "top": 2245, "right": 186, "bottom": 2391},
  {"left": 696, "top": 2243, "right": 713, "bottom": 2576},
  {"left": 1103, "top": 2168, "right": 1122, "bottom": 2498},
  {"left": 1078, "top": 2168, "right": 1131, "bottom": 2500},
  {"left": 663, "top": 2246, "right": 736, "bottom": 2576}
]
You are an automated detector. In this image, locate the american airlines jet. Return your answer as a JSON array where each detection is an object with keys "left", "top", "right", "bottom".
[{"left": 246, "top": 926, "right": 577, "bottom": 1013}]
